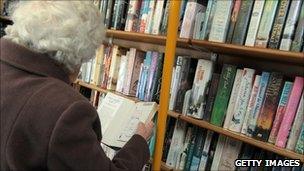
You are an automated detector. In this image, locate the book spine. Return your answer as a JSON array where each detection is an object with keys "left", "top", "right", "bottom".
[
  {"left": 159, "top": 1, "right": 170, "bottom": 35},
  {"left": 89, "top": 57, "right": 97, "bottom": 85},
  {"left": 122, "top": 49, "right": 136, "bottom": 95},
  {"left": 231, "top": 0, "right": 255, "bottom": 45},
  {"left": 203, "top": 73, "right": 220, "bottom": 122},
  {"left": 279, "top": 0, "right": 302, "bottom": 51},
  {"left": 151, "top": 0, "right": 165, "bottom": 35},
  {"left": 144, "top": 0, "right": 156, "bottom": 34},
  {"left": 276, "top": 76, "right": 304, "bottom": 148},
  {"left": 116, "top": 55, "right": 128, "bottom": 93},
  {"left": 200, "top": 0, "right": 214, "bottom": 40},
  {"left": 93, "top": 45, "right": 105, "bottom": 86},
  {"left": 255, "top": 0, "right": 279, "bottom": 48},
  {"left": 245, "top": 0, "right": 265, "bottom": 46},
  {"left": 105, "top": 0, "right": 114, "bottom": 28},
  {"left": 145, "top": 52, "right": 158, "bottom": 101},
  {"left": 286, "top": 93, "right": 304, "bottom": 150},
  {"left": 188, "top": 59, "right": 214, "bottom": 119},
  {"left": 169, "top": 56, "right": 183, "bottom": 110},
  {"left": 210, "top": 135, "right": 226, "bottom": 170},
  {"left": 241, "top": 75, "right": 261, "bottom": 134},
  {"left": 226, "top": 0, "right": 242, "bottom": 43},
  {"left": 138, "top": 0, "right": 149, "bottom": 33},
  {"left": 140, "top": 52, "right": 152, "bottom": 100},
  {"left": 229, "top": 68, "right": 255, "bottom": 133},
  {"left": 190, "top": 129, "right": 206, "bottom": 171},
  {"left": 268, "top": 0, "right": 291, "bottom": 49},
  {"left": 184, "top": 127, "right": 197, "bottom": 171},
  {"left": 210, "top": 64, "right": 237, "bottom": 126},
  {"left": 180, "top": 2, "right": 203, "bottom": 39},
  {"left": 203, "top": 0, "right": 217, "bottom": 40},
  {"left": 254, "top": 72, "right": 284, "bottom": 141},
  {"left": 198, "top": 131, "right": 214, "bottom": 171},
  {"left": 176, "top": 126, "right": 193, "bottom": 170},
  {"left": 101, "top": 46, "right": 112, "bottom": 88},
  {"left": 208, "top": 0, "right": 234, "bottom": 43},
  {"left": 247, "top": 72, "right": 270, "bottom": 137},
  {"left": 291, "top": 2, "right": 304, "bottom": 52},
  {"left": 151, "top": 53, "right": 164, "bottom": 102},
  {"left": 107, "top": 46, "right": 122, "bottom": 90},
  {"left": 295, "top": 123, "right": 304, "bottom": 154},
  {"left": 268, "top": 81, "right": 293, "bottom": 143},
  {"left": 136, "top": 63, "right": 144, "bottom": 98},
  {"left": 223, "top": 69, "right": 243, "bottom": 129},
  {"left": 129, "top": 51, "right": 145, "bottom": 96},
  {"left": 218, "top": 138, "right": 243, "bottom": 171}
]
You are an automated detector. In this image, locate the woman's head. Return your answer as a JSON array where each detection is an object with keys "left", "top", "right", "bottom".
[{"left": 4, "top": 1, "right": 105, "bottom": 73}]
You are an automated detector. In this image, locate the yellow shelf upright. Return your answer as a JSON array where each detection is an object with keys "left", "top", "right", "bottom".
[{"left": 152, "top": 1, "right": 181, "bottom": 170}]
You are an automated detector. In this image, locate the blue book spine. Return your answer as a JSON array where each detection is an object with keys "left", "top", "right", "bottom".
[
  {"left": 139, "top": 51, "right": 152, "bottom": 100},
  {"left": 247, "top": 72, "right": 270, "bottom": 136}
]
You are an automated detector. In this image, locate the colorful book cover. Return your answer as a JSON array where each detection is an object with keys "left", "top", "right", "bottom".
[
  {"left": 276, "top": 76, "right": 304, "bottom": 148},
  {"left": 151, "top": 0, "right": 165, "bottom": 35},
  {"left": 291, "top": 2, "right": 304, "bottom": 52},
  {"left": 138, "top": 0, "right": 150, "bottom": 33},
  {"left": 199, "top": 0, "right": 215, "bottom": 40},
  {"left": 223, "top": 69, "right": 243, "bottom": 129},
  {"left": 255, "top": 0, "right": 279, "bottom": 48},
  {"left": 247, "top": 72, "right": 270, "bottom": 137},
  {"left": 145, "top": 52, "right": 158, "bottom": 101},
  {"left": 268, "top": 81, "right": 293, "bottom": 143},
  {"left": 245, "top": 0, "right": 266, "bottom": 46},
  {"left": 203, "top": 73, "right": 220, "bottom": 122},
  {"left": 254, "top": 72, "right": 284, "bottom": 141},
  {"left": 218, "top": 138, "right": 243, "bottom": 171},
  {"left": 241, "top": 75, "right": 261, "bottom": 135},
  {"left": 226, "top": 0, "right": 242, "bottom": 43},
  {"left": 295, "top": 123, "right": 304, "bottom": 154},
  {"left": 208, "top": 0, "right": 234, "bottom": 43},
  {"left": 229, "top": 68, "right": 255, "bottom": 133},
  {"left": 124, "top": 0, "right": 142, "bottom": 31},
  {"left": 210, "top": 64, "right": 237, "bottom": 126},
  {"left": 268, "top": 0, "right": 291, "bottom": 49},
  {"left": 190, "top": 129, "right": 207, "bottom": 171},
  {"left": 187, "top": 59, "right": 213, "bottom": 119},
  {"left": 231, "top": 0, "right": 255, "bottom": 45},
  {"left": 279, "top": 0, "right": 302, "bottom": 51},
  {"left": 287, "top": 92, "right": 304, "bottom": 150}
]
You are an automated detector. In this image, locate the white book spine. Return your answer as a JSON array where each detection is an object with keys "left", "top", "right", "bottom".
[
  {"left": 223, "top": 69, "right": 243, "bottom": 129},
  {"left": 90, "top": 57, "right": 97, "bottom": 84},
  {"left": 116, "top": 55, "right": 128, "bottom": 92},
  {"left": 193, "top": 11, "right": 205, "bottom": 39},
  {"left": 208, "top": 0, "right": 234, "bottom": 43},
  {"left": 279, "top": 0, "right": 302, "bottom": 51},
  {"left": 144, "top": 0, "right": 156, "bottom": 34},
  {"left": 218, "top": 138, "right": 243, "bottom": 171},
  {"left": 169, "top": 57, "right": 183, "bottom": 110},
  {"left": 241, "top": 75, "right": 261, "bottom": 134},
  {"left": 123, "top": 49, "right": 135, "bottom": 95},
  {"left": 198, "top": 131, "right": 214, "bottom": 171},
  {"left": 85, "top": 60, "right": 93, "bottom": 83},
  {"left": 151, "top": 0, "right": 165, "bottom": 35},
  {"left": 182, "top": 90, "right": 192, "bottom": 115},
  {"left": 211, "top": 135, "right": 226, "bottom": 170},
  {"left": 180, "top": 2, "right": 203, "bottom": 38},
  {"left": 286, "top": 93, "right": 304, "bottom": 150},
  {"left": 176, "top": 127, "right": 192, "bottom": 170},
  {"left": 245, "top": 0, "right": 266, "bottom": 46},
  {"left": 229, "top": 68, "right": 255, "bottom": 132}
]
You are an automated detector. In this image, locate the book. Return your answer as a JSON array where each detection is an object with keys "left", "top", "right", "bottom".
[
  {"left": 159, "top": 0, "right": 170, "bottom": 35},
  {"left": 226, "top": 0, "right": 242, "bottom": 43},
  {"left": 241, "top": 75, "right": 261, "bottom": 135},
  {"left": 210, "top": 64, "right": 237, "bottom": 126},
  {"left": 124, "top": 0, "right": 142, "bottom": 32},
  {"left": 111, "top": 0, "right": 127, "bottom": 30},
  {"left": 218, "top": 138, "right": 243, "bottom": 171},
  {"left": 151, "top": 0, "right": 165, "bottom": 35},
  {"left": 245, "top": 0, "right": 265, "bottom": 46},
  {"left": 238, "top": 144, "right": 256, "bottom": 171},
  {"left": 247, "top": 72, "right": 270, "bottom": 137},
  {"left": 202, "top": 73, "right": 220, "bottom": 121},
  {"left": 145, "top": 52, "right": 159, "bottom": 101},
  {"left": 190, "top": 129, "right": 207, "bottom": 171},
  {"left": 176, "top": 126, "right": 193, "bottom": 170},
  {"left": 208, "top": 0, "right": 234, "bottom": 43},
  {"left": 162, "top": 118, "right": 176, "bottom": 162},
  {"left": 231, "top": 0, "right": 255, "bottom": 45},
  {"left": 255, "top": 0, "right": 279, "bottom": 48},
  {"left": 210, "top": 135, "right": 226, "bottom": 170},
  {"left": 268, "top": 81, "right": 293, "bottom": 144},
  {"left": 107, "top": 45, "right": 124, "bottom": 90},
  {"left": 92, "top": 44, "right": 105, "bottom": 86},
  {"left": 200, "top": 0, "right": 216, "bottom": 40},
  {"left": 193, "top": 9, "right": 206, "bottom": 40},
  {"left": 169, "top": 56, "right": 184, "bottom": 110},
  {"left": 268, "top": 0, "right": 291, "bottom": 49},
  {"left": 101, "top": 45, "right": 112, "bottom": 88},
  {"left": 104, "top": 0, "right": 114, "bottom": 28},
  {"left": 291, "top": 2, "right": 304, "bottom": 52},
  {"left": 187, "top": 59, "right": 213, "bottom": 119},
  {"left": 144, "top": 0, "right": 156, "bottom": 34},
  {"left": 138, "top": 0, "right": 150, "bottom": 33},
  {"left": 116, "top": 54, "right": 129, "bottom": 93},
  {"left": 138, "top": 51, "right": 152, "bottom": 100},
  {"left": 276, "top": 76, "right": 304, "bottom": 148},
  {"left": 254, "top": 72, "right": 284, "bottom": 141},
  {"left": 97, "top": 92, "right": 157, "bottom": 148},
  {"left": 295, "top": 123, "right": 304, "bottom": 154},
  {"left": 183, "top": 90, "right": 192, "bottom": 115},
  {"left": 229, "top": 68, "right": 255, "bottom": 133},
  {"left": 287, "top": 92, "right": 304, "bottom": 150},
  {"left": 198, "top": 131, "right": 214, "bottom": 171},
  {"left": 279, "top": 0, "right": 302, "bottom": 51},
  {"left": 151, "top": 53, "right": 164, "bottom": 103},
  {"left": 203, "top": 0, "right": 217, "bottom": 40},
  {"left": 180, "top": 1, "right": 204, "bottom": 39},
  {"left": 223, "top": 69, "right": 243, "bottom": 129}
]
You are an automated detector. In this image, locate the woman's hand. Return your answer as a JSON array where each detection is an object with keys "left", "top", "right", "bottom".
[{"left": 135, "top": 121, "right": 154, "bottom": 141}]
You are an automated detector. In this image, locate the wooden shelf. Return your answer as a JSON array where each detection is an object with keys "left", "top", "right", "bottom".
[
  {"left": 167, "top": 111, "right": 304, "bottom": 162},
  {"left": 0, "top": 15, "right": 12, "bottom": 22},
  {"left": 75, "top": 80, "right": 141, "bottom": 102}
]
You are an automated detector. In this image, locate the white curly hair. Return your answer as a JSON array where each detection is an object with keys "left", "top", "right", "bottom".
[{"left": 4, "top": 1, "right": 105, "bottom": 73}]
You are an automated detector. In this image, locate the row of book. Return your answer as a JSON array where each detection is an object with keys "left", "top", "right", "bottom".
[
  {"left": 162, "top": 119, "right": 304, "bottom": 171},
  {"left": 79, "top": 44, "right": 164, "bottom": 103},
  {"left": 179, "top": 0, "right": 304, "bottom": 52},
  {"left": 169, "top": 56, "right": 304, "bottom": 154}
]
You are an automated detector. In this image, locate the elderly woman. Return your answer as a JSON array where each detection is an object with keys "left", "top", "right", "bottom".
[{"left": 0, "top": 1, "right": 153, "bottom": 170}]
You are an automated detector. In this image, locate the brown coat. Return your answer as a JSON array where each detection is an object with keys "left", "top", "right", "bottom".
[{"left": 0, "top": 39, "right": 150, "bottom": 171}]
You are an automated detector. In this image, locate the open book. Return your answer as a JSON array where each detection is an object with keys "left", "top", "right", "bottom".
[{"left": 97, "top": 92, "right": 158, "bottom": 148}]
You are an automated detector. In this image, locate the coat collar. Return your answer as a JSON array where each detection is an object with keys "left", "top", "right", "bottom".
[{"left": 0, "top": 38, "right": 70, "bottom": 84}]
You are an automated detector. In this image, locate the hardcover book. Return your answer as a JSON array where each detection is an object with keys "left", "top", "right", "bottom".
[
  {"left": 268, "top": 81, "right": 293, "bottom": 143},
  {"left": 254, "top": 72, "right": 284, "bottom": 141},
  {"left": 97, "top": 92, "right": 157, "bottom": 148},
  {"left": 223, "top": 69, "right": 243, "bottom": 129},
  {"left": 210, "top": 64, "right": 237, "bottom": 126},
  {"left": 255, "top": 0, "right": 279, "bottom": 48},
  {"left": 268, "top": 0, "right": 291, "bottom": 49},
  {"left": 276, "top": 76, "right": 304, "bottom": 148}
]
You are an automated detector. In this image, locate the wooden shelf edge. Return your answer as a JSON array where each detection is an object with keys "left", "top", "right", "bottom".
[{"left": 168, "top": 111, "right": 304, "bottom": 162}]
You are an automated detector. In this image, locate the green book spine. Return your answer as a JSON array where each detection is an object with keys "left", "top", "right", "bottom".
[
  {"left": 268, "top": 0, "right": 291, "bottom": 49},
  {"left": 231, "top": 0, "right": 254, "bottom": 45},
  {"left": 210, "top": 64, "right": 237, "bottom": 126}
]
